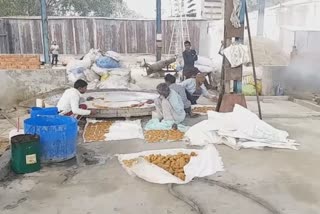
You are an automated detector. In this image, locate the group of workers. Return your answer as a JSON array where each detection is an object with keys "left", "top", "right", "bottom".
[
  {"left": 56, "top": 40, "right": 216, "bottom": 127},
  {"left": 152, "top": 41, "right": 216, "bottom": 125}
]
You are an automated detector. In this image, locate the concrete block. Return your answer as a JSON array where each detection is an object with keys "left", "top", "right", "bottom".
[
  {"left": 294, "top": 99, "right": 320, "bottom": 112},
  {"left": 263, "top": 99, "right": 274, "bottom": 103},
  {"left": 0, "top": 150, "right": 11, "bottom": 181}
]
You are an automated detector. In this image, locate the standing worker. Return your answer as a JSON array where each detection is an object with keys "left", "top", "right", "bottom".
[
  {"left": 182, "top": 41, "right": 211, "bottom": 89},
  {"left": 50, "top": 41, "right": 59, "bottom": 66},
  {"left": 183, "top": 41, "right": 199, "bottom": 79}
]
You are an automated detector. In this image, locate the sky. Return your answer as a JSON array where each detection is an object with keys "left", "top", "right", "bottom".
[{"left": 125, "top": 0, "right": 172, "bottom": 18}]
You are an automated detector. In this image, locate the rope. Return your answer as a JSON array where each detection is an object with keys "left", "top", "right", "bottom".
[
  {"left": 230, "top": 0, "right": 242, "bottom": 28},
  {"left": 168, "top": 178, "right": 282, "bottom": 214}
]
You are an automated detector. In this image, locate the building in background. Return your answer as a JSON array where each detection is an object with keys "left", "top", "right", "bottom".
[{"left": 171, "top": 0, "right": 223, "bottom": 20}]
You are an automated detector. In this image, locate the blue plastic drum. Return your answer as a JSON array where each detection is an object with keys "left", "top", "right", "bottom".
[
  {"left": 24, "top": 115, "right": 78, "bottom": 163},
  {"left": 30, "top": 107, "right": 58, "bottom": 118}
]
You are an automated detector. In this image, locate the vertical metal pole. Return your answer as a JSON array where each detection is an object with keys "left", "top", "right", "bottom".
[
  {"left": 40, "top": 0, "right": 50, "bottom": 64},
  {"left": 257, "top": 0, "right": 265, "bottom": 36},
  {"left": 245, "top": 2, "right": 263, "bottom": 120},
  {"left": 156, "top": 0, "right": 162, "bottom": 61}
]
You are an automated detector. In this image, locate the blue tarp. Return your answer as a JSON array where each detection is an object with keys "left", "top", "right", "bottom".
[
  {"left": 96, "top": 56, "right": 120, "bottom": 69},
  {"left": 144, "top": 119, "right": 189, "bottom": 132}
]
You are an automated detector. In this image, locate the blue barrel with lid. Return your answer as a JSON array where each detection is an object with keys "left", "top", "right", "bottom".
[
  {"left": 24, "top": 115, "right": 78, "bottom": 163},
  {"left": 30, "top": 107, "right": 58, "bottom": 118}
]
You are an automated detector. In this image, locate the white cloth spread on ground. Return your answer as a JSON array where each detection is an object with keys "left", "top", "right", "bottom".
[
  {"left": 83, "top": 119, "right": 144, "bottom": 143},
  {"left": 179, "top": 78, "right": 210, "bottom": 98},
  {"left": 185, "top": 105, "right": 299, "bottom": 150},
  {"left": 106, "top": 120, "right": 144, "bottom": 141},
  {"left": 57, "top": 88, "right": 91, "bottom": 116},
  {"left": 117, "top": 145, "right": 224, "bottom": 184},
  {"left": 154, "top": 90, "right": 186, "bottom": 124}
]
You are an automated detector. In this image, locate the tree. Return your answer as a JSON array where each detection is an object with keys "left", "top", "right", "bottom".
[{"left": 0, "top": 0, "right": 140, "bottom": 17}]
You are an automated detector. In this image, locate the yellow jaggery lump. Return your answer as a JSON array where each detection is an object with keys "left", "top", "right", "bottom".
[
  {"left": 84, "top": 121, "right": 114, "bottom": 142},
  {"left": 144, "top": 130, "right": 184, "bottom": 143},
  {"left": 192, "top": 106, "right": 215, "bottom": 114},
  {"left": 122, "top": 152, "right": 198, "bottom": 181}
]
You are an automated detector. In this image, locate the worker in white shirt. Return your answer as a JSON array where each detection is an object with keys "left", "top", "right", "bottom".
[
  {"left": 164, "top": 74, "right": 193, "bottom": 116},
  {"left": 179, "top": 73, "right": 217, "bottom": 105},
  {"left": 57, "top": 79, "right": 96, "bottom": 117},
  {"left": 50, "top": 41, "right": 59, "bottom": 66},
  {"left": 149, "top": 83, "right": 186, "bottom": 125}
]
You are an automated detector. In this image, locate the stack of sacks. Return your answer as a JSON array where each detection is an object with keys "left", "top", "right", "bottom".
[{"left": 65, "top": 49, "right": 136, "bottom": 90}]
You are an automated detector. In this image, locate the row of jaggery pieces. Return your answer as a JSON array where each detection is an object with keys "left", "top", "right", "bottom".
[
  {"left": 83, "top": 121, "right": 114, "bottom": 142},
  {"left": 123, "top": 152, "right": 197, "bottom": 181},
  {"left": 144, "top": 130, "right": 185, "bottom": 143},
  {"left": 192, "top": 106, "right": 215, "bottom": 114}
]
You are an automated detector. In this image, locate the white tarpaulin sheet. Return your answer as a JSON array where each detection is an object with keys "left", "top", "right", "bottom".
[
  {"left": 106, "top": 120, "right": 144, "bottom": 141},
  {"left": 185, "top": 105, "right": 299, "bottom": 150},
  {"left": 84, "top": 119, "right": 144, "bottom": 142},
  {"left": 117, "top": 145, "right": 224, "bottom": 184}
]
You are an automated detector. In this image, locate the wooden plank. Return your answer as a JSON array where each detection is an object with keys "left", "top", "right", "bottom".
[
  {"left": 111, "top": 21, "right": 119, "bottom": 52},
  {"left": 65, "top": 19, "right": 74, "bottom": 54},
  {"left": 145, "top": 21, "right": 155, "bottom": 54},
  {"left": 0, "top": 19, "right": 8, "bottom": 53},
  {"left": 224, "top": 0, "right": 244, "bottom": 38},
  {"left": 31, "top": 20, "right": 42, "bottom": 54},
  {"left": 136, "top": 21, "right": 146, "bottom": 53},
  {"left": 126, "top": 21, "right": 137, "bottom": 53},
  {"left": 86, "top": 19, "right": 95, "bottom": 50},
  {"left": 224, "top": 66, "right": 242, "bottom": 81},
  {"left": 119, "top": 21, "right": 126, "bottom": 53}
]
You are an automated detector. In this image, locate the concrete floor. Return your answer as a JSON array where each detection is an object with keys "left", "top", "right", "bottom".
[
  {"left": 1, "top": 67, "right": 320, "bottom": 213},
  {"left": 0, "top": 113, "right": 320, "bottom": 214}
]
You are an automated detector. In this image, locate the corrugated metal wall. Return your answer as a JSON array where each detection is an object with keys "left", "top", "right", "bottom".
[{"left": 0, "top": 17, "right": 207, "bottom": 54}]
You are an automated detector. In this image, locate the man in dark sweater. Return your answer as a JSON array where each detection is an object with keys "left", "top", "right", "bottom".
[{"left": 183, "top": 41, "right": 199, "bottom": 79}]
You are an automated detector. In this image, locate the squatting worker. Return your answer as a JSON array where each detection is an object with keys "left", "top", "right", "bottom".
[
  {"left": 50, "top": 41, "right": 59, "bottom": 66},
  {"left": 57, "top": 79, "right": 96, "bottom": 117},
  {"left": 180, "top": 73, "right": 217, "bottom": 105},
  {"left": 183, "top": 40, "right": 200, "bottom": 79},
  {"left": 154, "top": 83, "right": 186, "bottom": 124},
  {"left": 164, "top": 74, "right": 192, "bottom": 116}
]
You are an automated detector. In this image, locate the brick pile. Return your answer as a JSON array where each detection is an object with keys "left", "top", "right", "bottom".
[{"left": 0, "top": 54, "right": 41, "bottom": 69}]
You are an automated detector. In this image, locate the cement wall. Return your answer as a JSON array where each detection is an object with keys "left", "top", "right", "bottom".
[{"left": 0, "top": 69, "right": 67, "bottom": 108}]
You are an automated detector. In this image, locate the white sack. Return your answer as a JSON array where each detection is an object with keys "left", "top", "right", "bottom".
[
  {"left": 84, "top": 69, "right": 100, "bottom": 82},
  {"left": 185, "top": 105, "right": 298, "bottom": 150},
  {"left": 98, "top": 75, "right": 130, "bottom": 89},
  {"left": 106, "top": 51, "right": 122, "bottom": 62},
  {"left": 91, "top": 63, "right": 109, "bottom": 76},
  {"left": 83, "top": 49, "right": 102, "bottom": 63},
  {"left": 196, "top": 56, "right": 215, "bottom": 67},
  {"left": 196, "top": 65, "right": 214, "bottom": 73},
  {"left": 117, "top": 145, "right": 224, "bottom": 184}
]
